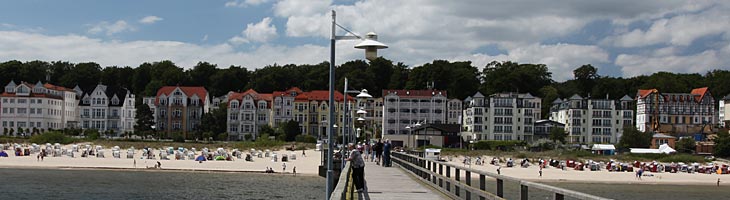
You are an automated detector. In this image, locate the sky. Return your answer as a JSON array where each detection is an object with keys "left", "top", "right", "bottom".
[{"left": 1, "top": 0, "right": 729, "bottom": 81}]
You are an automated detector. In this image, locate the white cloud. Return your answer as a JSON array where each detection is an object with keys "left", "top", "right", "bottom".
[
  {"left": 139, "top": 16, "right": 163, "bottom": 24},
  {"left": 87, "top": 20, "right": 135, "bottom": 36},
  {"left": 616, "top": 43, "right": 730, "bottom": 77},
  {"left": 229, "top": 17, "right": 278, "bottom": 44},
  {"left": 604, "top": 4, "right": 730, "bottom": 47},
  {"left": 0, "top": 30, "right": 340, "bottom": 70},
  {"left": 451, "top": 43, "right": 610, "bottom": 81},
  {"left": 225, "top": 0, "right": 272, "bottom": 8}
]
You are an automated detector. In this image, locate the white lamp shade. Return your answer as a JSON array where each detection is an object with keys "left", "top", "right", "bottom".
[
  {"left": 354, "top": 39, "right": 388, "bottom": 50},
  {"left": 356, "top": 89, "right": 373, "bottom": 98},
  {"left": 357, "top": 109, "right": 367, "bottom": 114},
  {"left": 357, "top": 117, "right": 366, "bottom": 121}
]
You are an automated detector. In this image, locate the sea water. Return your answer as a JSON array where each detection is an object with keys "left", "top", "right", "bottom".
[{"left": 0, "top": 168, "right": 324, "bottom": 200}]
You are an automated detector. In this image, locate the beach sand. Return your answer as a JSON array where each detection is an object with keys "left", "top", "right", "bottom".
[
  {"left": 0, "top": 143, "right": 323, "bottom": 176},
  {"left": 442, "top": 155, "right": 730, "bottom": 186}
]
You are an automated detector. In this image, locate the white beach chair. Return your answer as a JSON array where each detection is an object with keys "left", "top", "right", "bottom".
[
  {"left": 97, "top": 150, "right": 105, "bottom": 158},
  {"left": 290, "top": 153, "right": 296, "bottom": 160},
  {"left": 67, "top": 150, "right": 74, "bottom": 158},
  {"left": 159, "top": 151, "right": 169, "bottom": 160},
  {"left": 127, "top": 149, "right": 135, "bottom": 159},
  {"left": 72, "top": 145, "right": 78, "bottom": 152},
  {"left": 55, "top": 149, "right": 62, "bottom": 157}
]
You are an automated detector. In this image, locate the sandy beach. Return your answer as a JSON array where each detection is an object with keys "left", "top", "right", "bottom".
[
  {"left": 0, "top": 143, "right": 323, "bottom": 176},
  {"left": 442, "top": 155, "right": 730, "bottom": 186}
]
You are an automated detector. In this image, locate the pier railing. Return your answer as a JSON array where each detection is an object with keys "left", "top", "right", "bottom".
[
  {"left": 330, "top": 161, "right": 354, "bottom": 200},
  {"left": 391, "top": 151, "right": 612, "bottom": 200}
]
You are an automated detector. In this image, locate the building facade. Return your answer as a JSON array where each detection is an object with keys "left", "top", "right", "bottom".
[
  {"left": 447, "top": 99, "right": 463, "bottom": 124},
  {"left": 462, "top": 92, "right": 541, "bottom": 142},
  {"left": 636, "top": 87, "right": 715, "bottom": 135},
  {"left": 1, "top": 81, "right": 78, "bottom": 135},
  {"left": 719, "top": 94, "right": 730, "bottom": 127},
  {"left": 381, "top": 90, "right": 448, "bottom": 145},
  {"left": 75, "top": 84, "right": 136, "bottom": 136},
  {"left": 151, "top": 86, "right": 210, "bottom": 137},
  {"left": 550, "top": 94, "right": 634, "bottom": 144},
  {"left": 226, "top": 87, "right": 353, "bottom": 141}
]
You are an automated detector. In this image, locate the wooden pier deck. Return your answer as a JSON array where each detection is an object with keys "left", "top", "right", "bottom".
[{"left": 356, "top": 161, "right": 449, "bottom": 200}]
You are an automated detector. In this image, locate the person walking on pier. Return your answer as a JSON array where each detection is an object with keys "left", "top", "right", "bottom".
[
  {"left": 346, "top": 144, "right": 366, "bottom": 192},
  {"left": 383, "top": 140, "right": 392, "bottom": 167}
]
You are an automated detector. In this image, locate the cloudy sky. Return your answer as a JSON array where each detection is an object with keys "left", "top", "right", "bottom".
[{"left": 1, "top": 0, "right": 729, "bottom": 81}]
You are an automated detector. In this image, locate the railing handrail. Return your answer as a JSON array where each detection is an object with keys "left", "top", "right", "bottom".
[
  {"left": 329, "top": 161, "right": 352, "bottom": 200},
  {"left": 392, "top": 151, "right": 612, "bottom": 200}
]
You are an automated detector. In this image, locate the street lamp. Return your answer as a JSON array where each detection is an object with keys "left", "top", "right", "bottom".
[
  {"left": 406, "top": 121, "right": 421, "bottom": 150},
  {"left": 327, "top": 10, "right": 387, "bottom": 199}
]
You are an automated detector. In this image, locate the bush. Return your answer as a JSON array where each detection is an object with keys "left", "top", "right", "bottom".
[
  {"left": 473, "top": 140, "right": 526, "bottom": 151},
  {"left": 657, "top": 154, "right": 707, "bottom": 163},
  {"left": 295, "top": 134, "right": 317, "bottom": 143},
  {"left": 29, "top": 131, "right": 75, "bottom": 144},
  {"left": 173, "top": 134, "right": 185, "bottom": 143}
]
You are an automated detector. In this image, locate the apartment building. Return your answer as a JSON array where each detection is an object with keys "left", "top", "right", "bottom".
[
  {"left": 636, "top": 87, "right": 715, "bottom": 135},
  {"left": 1, "top": 81, "right": 78, "bottom": 135},
  {"left": 462, "top": 92, "right": 541, "bottom": 142},
  {"left": 549, "top": 94, "right": 634, "bottom": 144},
  {"left": 151, "top": 86, "right": 210, "bottom": 137},
  {"left": 447, "top": 99, "right": 463, "bottom": 124},
  {"left": 75, "top": 84, "right": 136, "bottom": 136},
  {"left": 381, "top": 90, "right": 448, "bottom": 146},
  {"left": 227, "top": 89, "right": 272, "bottom": 140},
  {"left": 719, "top": 94, "right": 730, "bottom": 127},
  {"left": 227, "top": 87, "right": 352, "bottom": 141}
]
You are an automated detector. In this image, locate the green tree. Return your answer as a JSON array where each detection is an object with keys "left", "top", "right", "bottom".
[
  {"left": 675, "top": 137, "right": 696, "bottom": 154},
  {"left": 282, "top": 120, "right": 301, "bottom": 142},
  {"left": 618, "top": 126, "right": 652, "bottom": 150},
  {"left": 480, "top": 61, "right": 552, "bottom": 96},
  {"left": 549, "top": 127, "right": 566, "bottom": 143},
  {"left": 199, "top": 104, "right": 227, "bottom": 139},
  {"left": 714, "top": 131, "right": 730, "bottom": 158},
  {"left": 573, "top": 64, "right": 599, "bottom": 96},
  {"left": 134, "top": 103, "right": 155, "bottom": 136},
  {"left": 59, "top": 62, "right": 102, "bottom": 88},
  {"left": 85, "top": 129, "right": 100, "bottom": 140}
]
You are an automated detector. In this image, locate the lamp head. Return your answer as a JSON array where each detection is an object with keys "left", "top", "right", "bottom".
[
  {"left": 354, "top": 32, "right": 388, "bottom": 60},
  {"left": 356, "top": 89, "right": 373, "bottom": 98}
]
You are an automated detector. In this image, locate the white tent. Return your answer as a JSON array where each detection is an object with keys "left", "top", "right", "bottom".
[
  {"left": 591, "top": 144, "right": 616, "bottom": 151},
  {"left": 630, "top": 144, "right": 676, "bottom": 154}
]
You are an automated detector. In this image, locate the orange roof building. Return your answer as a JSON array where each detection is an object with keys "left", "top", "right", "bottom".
[
  {"left": 1, "top": 81, "right": 79, "bottom": 136},
  {"left": 150, "top": 86, "right": 210, "bottom": 137},
  {"left": 635, "top": 87, "right": 715, "bottom": 135}
]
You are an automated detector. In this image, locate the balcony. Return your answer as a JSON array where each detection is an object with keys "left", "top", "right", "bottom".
[{"left": 107, "top": 115, "right": 120, "bottom": 119}]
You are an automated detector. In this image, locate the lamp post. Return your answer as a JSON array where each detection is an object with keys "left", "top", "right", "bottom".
[
  {"left": 327, "top": 10, "right": 387, "bottom": 199},
  {"left": 340, "top": 78, "right": 373, "bottom": 169}
]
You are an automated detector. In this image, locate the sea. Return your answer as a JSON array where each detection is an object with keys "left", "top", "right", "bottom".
[{"left": 0, "top": 168, "right": 325, "bottom": 200}]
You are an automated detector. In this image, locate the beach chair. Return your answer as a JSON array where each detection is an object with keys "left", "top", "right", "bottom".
[
  {"left": 54, "top": 149, "right": 62, "bottom": 157},
  {"left": 257, "top": 150, "right": 263, "bottom": 158},
  {"left": 113, "top": 150, "right": 121, "bottom": 158},
  {"left": 159, "top": 151, "right": 169, "bottom": 160},
  {"left": 290, "top": 153, "right": 296, "bottom": 160},
  {"left": 97, "top": 150, "right": 105, "bottom": 158},
  {"left": 54, "top": 143, "right": 61, "bottom": 149},
  {"left": 72, "top": 145, "right": 78, "bottom": 152},
  {"left": 272, "top": 153, "right": 278, "bottom": 162},
  {"left": 67, "top": 150, "right": 74, "bottom": 158}
]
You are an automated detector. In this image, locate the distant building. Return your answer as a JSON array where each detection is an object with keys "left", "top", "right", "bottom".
[
  {"left": 651, "top": 133, "right": 676, "bottom": 149},
  {"left": 226, "top": 87, "right": 352, "bottom": 141},
  {"left": 719, "top": 94, "right": 730, "bottom": 127},
  {"left": 447, "top": 99, "right": 463, "bottom": 124},
  {"left": 75, "top": 84, "right": 136, "bottom": 136},
  {"left": 151, "top": 86, "right": 210, "bottom": 137},
  {"left": 550, "top": 94, "right": 634, "bottom": 144},
  {"left": 462, "top": 92, "right": 541, "bottom": 142},
  {"left": 381, "top": 90, "right": 448, "bottom": 146},
  {"left": 1, "top": 81, "right": 78, "bottom": 136},
  {"left": 227, "top": 89, "right": 272, "bottom": 140},
  {"left": 636, "top": 87, "right": 715, "bottom": 135},
  {"left": 533, "top": 120, "right": 565, "bottom": 141}
]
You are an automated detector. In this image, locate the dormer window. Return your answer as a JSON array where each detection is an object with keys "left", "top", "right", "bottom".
[
  {"left": 112, "top": 97, "right": 119, "bottom": 105},
  {"left": 83, "top": 97, "right": 90, "bottom": 104}
]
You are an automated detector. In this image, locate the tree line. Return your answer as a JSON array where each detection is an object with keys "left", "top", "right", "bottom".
[{"left": 2, "top": 59, "right": 730, "bottom": 117}]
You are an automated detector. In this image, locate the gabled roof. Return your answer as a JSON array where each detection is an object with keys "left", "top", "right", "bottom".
[
  {"left": 552, "top": 98, "right": 563, "bottom": 104},
  {"left": 637, "top": 89, "right": 657, "bottom": 98},
  {"left": 690, "top": 87, "right": 709, "bottom": 102},
  {"left": 620, "top": 95, "right": 633, "bottom": 101},
  {"left": 569, "top": 94, "right": 583, "bottom": 100},
  {"left": 43, "top": 83, "right": 74, "bottom": 92},
  {"left": 472, "top": 92, "right": 484, "bottom": 98},
  {"left": 652, "top": 133, "right": 676, "bottom": 139},
  {"left": 723, "top": 94, "right": 730, "bottom": 101},
  {"left": 155, "top": 86, "right": 208, "bottom": 105}
]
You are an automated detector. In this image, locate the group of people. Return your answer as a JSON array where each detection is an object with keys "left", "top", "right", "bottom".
[{"left": 344, "top": 139, "right": 394, "bottom": 193}]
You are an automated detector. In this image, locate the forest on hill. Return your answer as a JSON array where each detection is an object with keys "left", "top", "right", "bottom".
[{"left": 2, "top": 58, "right": 730, "bottom": 118}]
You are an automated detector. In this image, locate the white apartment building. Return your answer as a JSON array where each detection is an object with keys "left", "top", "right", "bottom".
[
  {"left": 550, "top": 94, "right": 634, "bottom": 144},
  {"left": 75, "top": 84, "right": 136, "bottom": 136},
  {"left": 462, "top": 92, "right": 541, "bottom": 142},
  {"left": 227, "top": 89, "right": 272, "bottom": 140},
  {"left": 382, "top": 90, "right": 448, "bottom": 146},
  {"left": 636, "top": 87, "right": 715, "bottom": 135},
  {"left": 719, "top": 94, "right": 730, "bottom": 127},
  {"left": 1, "top": 81, "right": 78, "bottom": 136}
]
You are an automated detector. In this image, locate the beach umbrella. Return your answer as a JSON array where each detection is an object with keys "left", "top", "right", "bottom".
[{"left": 195, "top": 155, "right": 206, "bottom": 161}]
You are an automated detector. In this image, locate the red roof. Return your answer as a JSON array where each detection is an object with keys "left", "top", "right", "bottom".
[
  {"left": 691, "top": 87, "right": 709, "bottom": 102},
  {"left": 637, "top": 89, "right": 657, "bottom": 98},
  {"left": 155, "top": 86, "right": 208, "bottom": 105},
  {"left": 382, "top": 90, "right": 447, "bottom": 98},
  {"left": 43, "top": 83, "right": 74, "bottom": 92},
  {"left": 227, "top": 89, "right": 274, "bottom": 107}
]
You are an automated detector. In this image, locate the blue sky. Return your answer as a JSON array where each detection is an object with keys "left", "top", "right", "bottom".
[{"left": 1, "top": 0, "right": 729, "bottom": 81}]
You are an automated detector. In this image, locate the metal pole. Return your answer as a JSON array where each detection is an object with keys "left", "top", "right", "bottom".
[
  {"left": 326, "top": 9, "right": 336, "bottom": 200},
  {"left": 342, "top": 78, "right": 348, "bottom": 170}
]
